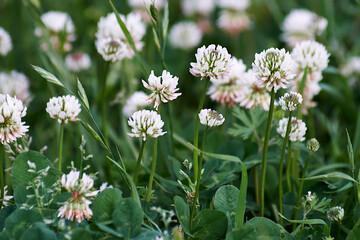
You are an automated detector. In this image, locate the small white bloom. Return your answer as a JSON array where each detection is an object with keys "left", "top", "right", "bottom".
[
  {"left": 199, "top": 109, "right": 225, "bottom": 127},
  {"left": 281, "top": 9, "right": 327, "bottom": 47},
  {"left": 142, "top": 70, "right": 182, "bottom": 110},
  {"left": 122, "top": 91, "right": 150, "bottom": 117},
  {"left": 65, "top": 52, "right": 91, "bottom": 72},
  {"left": 217, "top": 10, "right": 251, "bottom": 35},
  {"left": 169, "top": 22, "right": 203, "bottom": 50},
  {"left": 252, "top": 48, "right": 296, "bottom": 92},
  {"left": 128, "top": 0, "right": 166, "bottom": 9},
  {"left": 95, "top": 38, "right": 128, "bottom": 62},
  {"left": 341, "top": 56, "right": 360, "bottom": 76},
  {"left": 217, "top": 0, "right": 249, "bottom": 11},
  {"left": 190, "top": 44, "right": 233, "bottom": 81},
  {"left": 99, "top": 182, "right": 113, "bottom": 192},
  {"left": 0, "top": 27, "right": 12, "bottom": 56},
  {"left": 46, "top": 95, "right": 81, "bottom": 124},
  {"left": 292, "top": 40, "right": 330, "bottom": 73},
  {"left": 306, "top": 191, "right": 315, "bottom": 202},
  {"left": 0, "top": 71, "right": 31, "bottom": 103},
  {"left": 279, "top": 92, "right": 302, "bottom": 111},
  {"left": 327, "top": 206, "right": 344, "bottom": 222},
  {"left": 1, "top": 186, "right": 13, "bottom": 206},
  {"left": 181, "top": 0, "right": 215, "bottom": 17},
  {"left": 277, "top": 117, "right": 307, "bottom": 142},
  {"left": 0, "top": 94, "right": 28, "bottom": 144},
  {"left": 127, "top": 110, "right": 166, "bottom": 141}
]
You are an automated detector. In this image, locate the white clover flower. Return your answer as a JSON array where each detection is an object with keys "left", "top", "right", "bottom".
[
  {"left": 169, "top": 22, "right": 203, "bottom": 50},
  {"left": 199, "top": 109, "right": 225, "bottom": 127},
  {"left": 58, "top": 170, "right": 98, "bottom": 223},
  {"left": 122, "top": 91, "right": 150, "bottom": 117},
  {"left": 327, "top": 206, "right": 344, "bottom": 222},
  {"left": 128, "top": 0, "right": 166, "bottom": 9},
  {"left": 142, "top": 70, "right": 182, "bottom": 110},
  {"left": 292, "top": 40, "right": 330, "bottom": 73},
  {"left": 95, "top": 38, "right": 128, "bottom": 62},
  {"left": 181, "top": 0, "right": 215, "bottom": 17},
  {"left": 65, "top": 52, "right": 91, "bottom": 72},
  {"left": 217, "top": 10, "right": 251, "bottom": 35},
  {"left": 0, "top": 27, "right": 12, "bottom": 56},
  {"left": 0, "top": 94, "right": 29, "bottom": 144},
  {"left": 341, "top": 56, "right": 360, "bottom": 76},
  {"left": 252, "top": 48, "right": 296, "bottom": 92},
  {"left": 281, "top": 9, "right": 327, "bottom": 47},
  {"left": 216, "top": 0, "right": 249, "bottom": 11},
  {"left": 277, "top": 117, "right": 307, "bottom": 142},
  {"left": 1, "top": 186, "right": 13, "bottom": 206},
  {"left": 46, "top": 95, "right": 81, "bottom": 124},
  {"left": 235, "top": 70, "right": 271, "bottom": 111},
  {"left": 0, "top": 71, "right": 31, "bottom": 103},
  {"left": 279, "top": 92, "right": 302, "bottom": 111},
  {"left": 127, "top": 110, "right": 166, "bottom": 141},
  {"left": 190, "top": 44, "right": 233, "bottom": 81}
]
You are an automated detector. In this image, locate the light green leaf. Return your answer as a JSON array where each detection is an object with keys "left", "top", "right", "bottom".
[
  {"left": 32, "top": 65, "right": 64, "bottom": 87},
  {"left": 92, "top": 188, "right": 123, "bottom": 222},
  {"left": 278, "top": 213, "right": 327, "bottom": 225},
  {"left": 80, "top": 120, "right": 108, "bottom": 150},
  {"left": 77, "top": 78, "right": 89, "bottom": 110},
  {"left": 303, "top": 172, "right": 357, "bottom": 183},
  {"left": 214, "top": 185, "right": 239, "bottom": 231}
]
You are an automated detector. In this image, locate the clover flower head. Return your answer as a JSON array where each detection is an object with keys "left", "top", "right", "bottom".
[
  {"left": 0, "top": 94, "right": 28, "bottom": 144},
  {"left": 96, "top": 38, "right": 128, "bottom": 62},
  {"left": 127, "top": 110, "right": 166, "bottom": 141},
  {"left": 181, "top": 0, "right": 215, "bottom": 17},
  {"left": 252, "top": 48, "right": 296, "bottom": 92},
  {"left": 279, "top": 92, "right": 302, "bottom": 111},
  {"left": 142, "top": 70, "right": 182, "bottom": 110},
  {"left": 122, "top": 91, "right": 150, "bottom": 117},
  {"left": 199, "top": 109, "right": 225, "bottom": 127},
  {"left": 292, "top": 40, "right": 330, "bottom": 73},
  {"left": 277, "top": 117, "right": 307, "bottom": 142},
  {"left": 169, "top": 22, "right": 203, "bottom": 50},
  {"left": 0, "top": 27, "right": 12, "bottom": 56},
  {"left": 58, "top": 170, "right": 98, "bottom": 223},
  {"left": 190, "top": 44, "right": 233, "bottom": 81},
  {"left": 341, "top": 56, "right": 360, "bottom": 76},
  {"left": 217, "top": 10, "right": 251, "bottom": 35},
  {"left": 327, "top": 206, "right": 344, "bottom": 222},
  {"left": 307, "top": 138, "right": 320, "bottom": 152},
  {"left": 46, "top": 95, "right": 81, "bottom": 124},
  {"left": 217, "top": 0, "right": 249, "bottom": 11},
  {"left": 0, "top": 71, "right": 31, "bottom": 103},
  {"left": 65, "top": 52, "right": 91, "bottom": 72}
]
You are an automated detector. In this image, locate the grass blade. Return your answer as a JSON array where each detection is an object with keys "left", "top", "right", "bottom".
[{"left": 32, "top": 65, "right": 64, "bottom": 87}]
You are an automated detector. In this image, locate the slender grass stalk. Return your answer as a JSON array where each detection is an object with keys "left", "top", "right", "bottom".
[
  {"left": 254, "top": 166, "right": 259, "bottom": 205},
  {"left": 190, "top": 127, "right": 208, "bottom": 231},
  {"left": 260, "top": 89, "right": 276, "bottom": 216},
  {"left": 293, "top": 152, "right": 312, "bottom": 229},
  {"left": 0, "top": 145, "right": 4, "bottom": 209},
  {"left": 58, "top": 123, "right": 64, "bottom": 171},
  {"left": 101, "top": 62, "right": 110, "bottom": 146},
  {"left": 193, "top": 78, "right": 210, "bottom": 181},
  {"left": 133, "top": 140, "right": 146, "bottom": 186},
  {"left": 278, "top": 111, "right": 293, "bottom": 225},
  {"left": 145, "top": 138, "right": 158, "bottom": 202},
  {"left": 167, "top": 103, "right": 176, "bottom": 156},
  {"left": 286, "top": 141, "right": 292, "bottom": 192}
]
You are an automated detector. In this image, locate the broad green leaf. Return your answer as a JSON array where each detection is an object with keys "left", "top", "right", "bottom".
[
  {"left": 132, "top": 230, "right": 161, "bottom": 240},
  {"left": 94, "top": 223, "right": 123, "bottom": 238},
  {"left": 77, "top": 78, "right": 89, "bottom": 110},
  {"left": 303, "top": 172, "right": 357, "bottom": 183},
  {"left": 32, "top": 65, "right": 64, "bottom": 87},
  {"left": 20, "top": 222, "right": 56, "bottom": 240},
  {"left": 71, "top": 228, "right": 93, "bottom": 240},
  {"left": 192, "top": 209, "right": 228, "bottom": 240},
  {"left": 242, "top": 217, "right": 282, "bottom": 239},
  {"left": 174, "top": 196, "right": 191, "bottom": 236},
  {"left": 225, "top": 226, "right": 257, "bottom": 240},
  {"left": 347, "top": 226, "right": 360, "bottom": 240},
  {"left": 113, "top": 198, "right": 143, "bottom": 238},
  {"left": 4, "top": 209, "right": 43, "bottom": 239},
  {"left": 0, "top": 205, "right": 16, "bottom": 231},
  {"left": 13, "top": 183, "right": 37, "bottom": 208},
  {"left": 92, "top": 188, "right": 123, "bottom": 222},
  {"left": 214, "top": 185, "right": 239, "bottom": 231}
]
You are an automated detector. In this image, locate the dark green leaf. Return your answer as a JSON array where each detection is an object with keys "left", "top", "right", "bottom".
[
  {"left": 192, "top": 209, "right": 228, "bottom": 240},
  {"left": 20, "top": 222, "right": 56, "bottom": 240},
  {"left": 214, "top": 185, "right": 239, "bottom": 231},
  {"left": 174, "top": 196, "right": 191, "bottom": 236},
  {"left": 4, "top": 209, "right": 43, "bottom": 239},
  {"left": 92, "top": 188, "right": 123, "bottom": 222}
]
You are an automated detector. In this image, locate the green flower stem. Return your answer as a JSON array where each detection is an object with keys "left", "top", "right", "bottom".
[
  {"left": 0, "top": 145, "right": 4, "bottom": 209},
  {"left": 278, "top": 111, "right": 293, "bottom": 225},
  {"left": 193, "top": 78, "right": 210, "bottom": 182},
  {"left": 101, "top": 62, "right": 110, "bottom": 146},
  {"left": 260, "top": 88, "right": 276, "bottom": 216},
  {"left": 286, "top": 141, "right": 293, "bottom": 192},
  {"left": 190, "top": 126, "right": 208, "bottom": 231},
  {"left": 58, "top": 123, "right": 64, "bottom": 171},
  {"left": 133, "top": 140, "right": 146, "bottom": 186},
  {"left": 293, "top": 151, "right": 312, "bottom": 228},
  {"left": 145, "top": 138, "right": 158, "bottom": 202}
]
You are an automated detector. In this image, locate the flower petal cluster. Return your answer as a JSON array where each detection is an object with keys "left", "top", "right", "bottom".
[
  {"left": 1, "top": 185, "right": 13, "bottom": 206},
  {"left": 181, "top": 0, "right": 215, "bottom": 17},
  {"left": 0, "top": 71, "right": 31, "bottom": 103},
  {"left": 217, "top": 10, "right": 250, "bottom": 35},
  {"left": 128, "top": 110, "right": 166, "bottom": 141},
  {"left": 0, "top": 27, "right": 12, "bottom": 56},
  {"left": 235, "top": 70, "right": 271, "bottom": 111},
  {"left": 199, "top": 109, "right": 225, "bottom": 127},
  {"left": 216, "top": 0, "right": 249, "bottom": 11},
  {"left": 46, "top": 95, "right": 81, "bottom": 124},
  {"left": 341, "top": 56, "right": 360, "bottom": 76},
  {"left": 169, "top": 22, "right": 203, "bottom": 50},
  {"left": 58, "top": 170, "right": 98, "bottom": 223},
  {"left": 95, "top": 12, "right": 145, "bottom": 61},
  {"left": 252, "top": 48, "right": 295, "bottom": 92},
  {"left": 190, "top": 44, "right": 233, "bottom": 81},
  {"left": 327, "top": 206, "right": 344, "bottom": 222},
  {"left": 65, "top": 52, "right": 91, "bottom": 72},
  {"left": 279, "top": 92, "right": 302, "bottom": 111},
  {"left": 128, "top": 0, "right": 167, "bottom": 22},
  {"left": 122, "top": 91, "right": 150, "bottom": 117},
  {"left": 142, "top": 70, "right": 182, "bottom": 110},
  {"left": 281, "top": 9, "right": 327, "bottom": 47},
  {"left": 277, "top": 117, "right": 307, "bottom": 142},
  {"left": 0, "top": 94, "right": 28, "bottom": 144}
]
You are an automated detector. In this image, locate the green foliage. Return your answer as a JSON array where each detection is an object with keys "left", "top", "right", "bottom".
[
  {"left": 214, "top": 185, "right": 239, "bottom": 231},
  {"left": 20, "top": 222, "right": 57, "bottom": 240},
  {"left": 92, "top": 188, "right": 123, "bottom": 222},
  {"left": 174, "top": 196, "right": 191, "bottom": 236},
  {"left": 192, "top": 209, "right": 228, "bottom": 240}
]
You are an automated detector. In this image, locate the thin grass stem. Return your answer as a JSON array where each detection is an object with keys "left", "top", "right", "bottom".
[
  {"left": 58, "top": 123, "right": 64, "bottom": 171},
  {"left": 145, "top": 138, "right": 158, "bottom": 202},
  {"left": 133, "top": 140, "right": 146, "bottom": 186}
]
